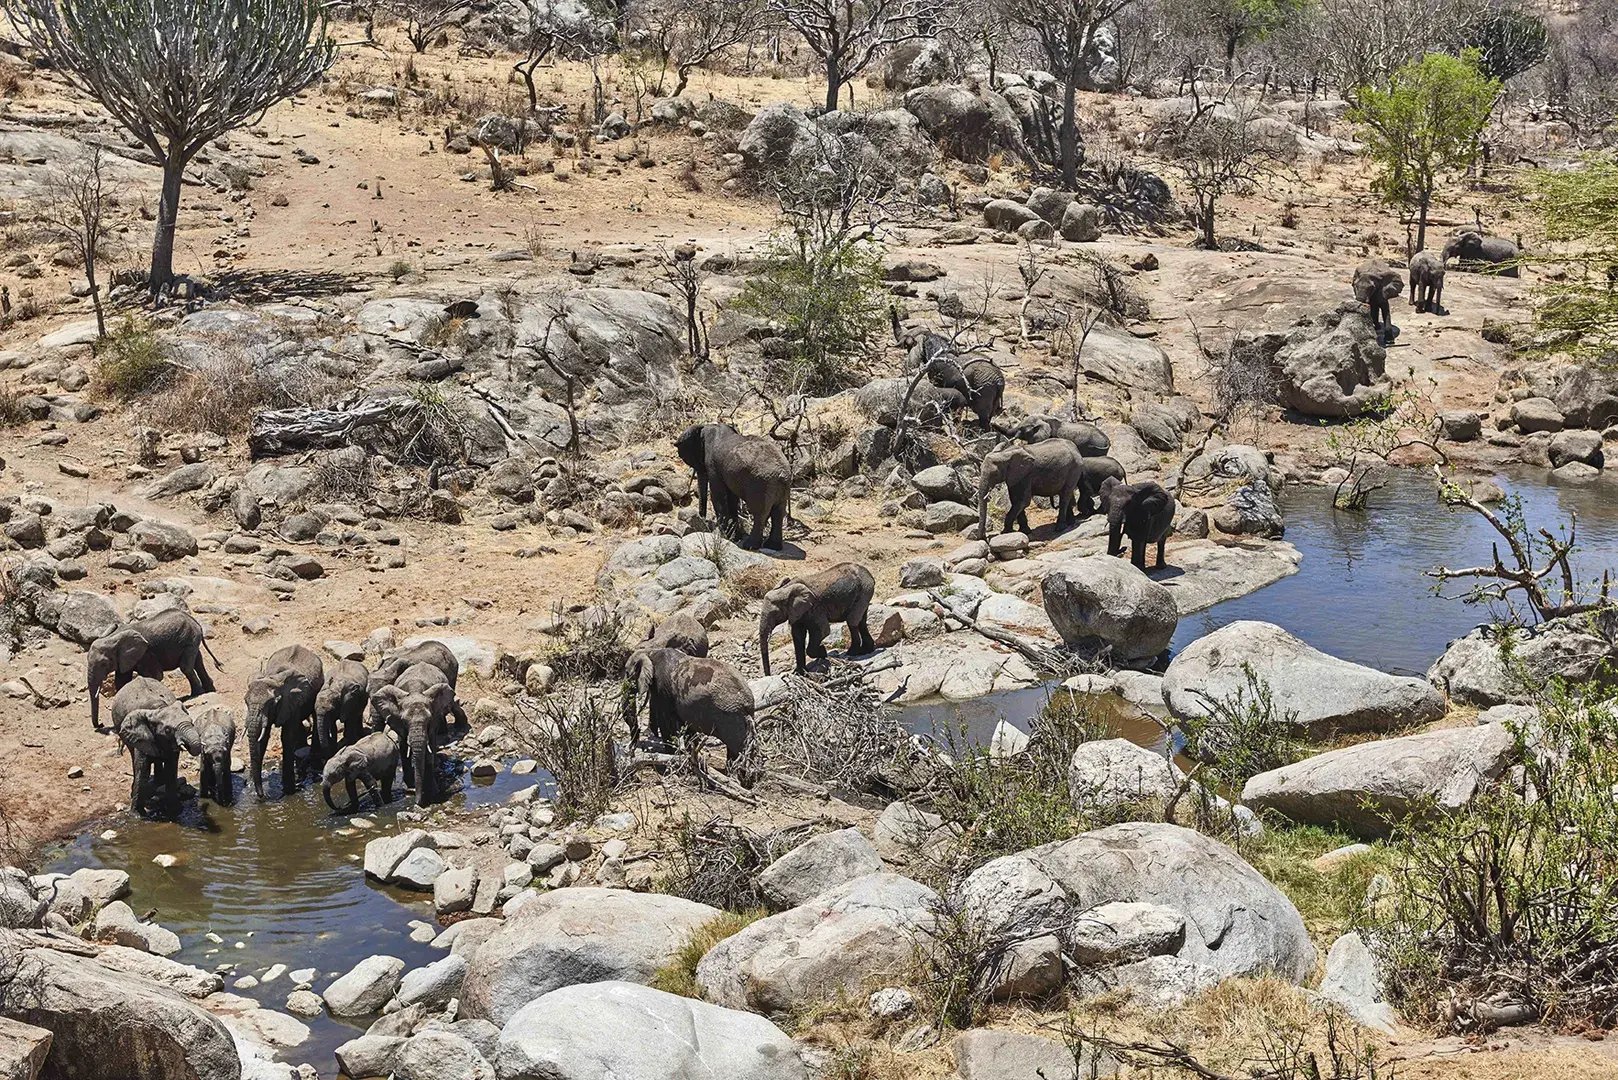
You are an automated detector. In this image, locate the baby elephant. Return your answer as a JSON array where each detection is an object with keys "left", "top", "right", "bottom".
[
  {"left": 315, "top": 660, "right": 371, "bottom": 754},
  {"left": 1352, "top": 259, "right": 1404, "bottom": 347},
  {"left": 1100, "top": 477, "right": 1176, "bottom": 571},
  {"left": 758, "top": 563, "right": 877, "bottom": 676},
  {"left": 644, "top": 612, "right": 709, "bottom": 657},
  {"left": 1006, "top": 414, "right": 1111, "bottom": 457},
  {"left": 1408, "top": 250, "right": 1446, "bottom": 314},
  {"left": 321, "top": 731, "right": 400, "bottom": 813},
  {"left": 196, "top": 707, "right": 236, "bottom": 806},
  {"left": 623, "top": 648, "right": 757, "bottom": 786}
]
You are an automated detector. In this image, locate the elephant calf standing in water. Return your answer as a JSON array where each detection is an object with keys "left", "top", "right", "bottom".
[
  {"left": 758, "top": 563, "right": 877, "bottom": 675},
  {"left": 676, "top": 423, "right": 791, "bottom": 551},
  {"left": 623, "top": 648, "right": 757, "bottom": 786},
  {"left": 370, "top": 663, "right": 454, "bottom": 806},
  {"left": 86, "top": 608, "right": 218, "bottom": 731},
  {"left": 110, "top": 677, "right": 202, "bottom": 815},
  {"left": 321, "top": 731, "right": 400, "bottom": 812},
  {"left": 1100, "top": 477, "right": 1176, "bottom": 571},
  {"left": 1352, "top": 259, "right": 1404, "bottom": 347},
  {"left": 245, "top": 644, "right": 324, "bottom": 799},
  {"left": 315, "top": 660, "right": 371, "bottom": 754},
  {"left": 196, "top": 707, "right": 236, "bottom": 806}
]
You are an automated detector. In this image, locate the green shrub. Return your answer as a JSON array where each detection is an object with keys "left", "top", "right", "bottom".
[
  {"left": 649, "top": 910, "right": 766, "bottom": 998},
  {"left": 1182, "top": 664, "right": 1304, "bottom": 788},
  {"left": 1365, "top": 682, "right": 1618, "bottom": 1031},
  {"left": 93, "top": 318, "right": 170, "bottom": 398}
]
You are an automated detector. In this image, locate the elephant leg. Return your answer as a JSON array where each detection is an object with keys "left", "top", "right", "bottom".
[
  {"left": 1156, "top": 533, "right": 1168, "bottom": 569},
  {"left": 1433, "top": 280, "right": 1445, "bottom": 315},
  {"left": 1057, "top": 490, "right": 1075, "bottom": 532},
  {"left": 182, "top": 661, "right": 205, "bottom": 698},
  {"left": 280, "top": 723, "right": 299, "bottom": 791},
  {"left": 848, "top": 619, "right": 872, "bottom": 657},
  {"left": 1132, "top": 536, "right": 1147, "bottom": 571},
  {"left": 767, "top": 503, "right": 784, "bottom": 551},
  {"left": 792, "top": 624, "right": 808, "bottom": 673},
  {"left": 696, "top": 474, "right": 709, "bottom": 518},
  {"left": 129, "top": 750, "right": 147, "bottom": 815},
  {"left": 744, "top": 500, "right": 766, "bottom": 551},
  {"left": 382, "top": 776, "right": 394, "bottom": 804},
  {"left": 345, "top": 778, "right": 359, "bottom": 810}
]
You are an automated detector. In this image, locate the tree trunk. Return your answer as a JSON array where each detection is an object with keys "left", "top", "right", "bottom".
[
  {"left": 824, "top": 56, "right": 841, "bottom": 112},
  {"left": 1416, "top": 189, "right": 1430, "bottom": 252},
  {"left": 1202, "top": 198, "right": 1217, "bottom": 249},
  {"left": 674, "top": 65, "right": 691, "bottom": 97},
  {"left": 1060, "top": 70, "right": 1079, "bottom": 189},
  {"left": 86, "top": 260, "right": 105, "bottom": 339},
  {"left": 1224, "top": 29, "right": 1238, "bottom": 76},
  {"left": 149, "top": 150, "right": 188, "bottom": 300},
  {"left": 517, "top": 61, "right": 538, "bottom": 111}
]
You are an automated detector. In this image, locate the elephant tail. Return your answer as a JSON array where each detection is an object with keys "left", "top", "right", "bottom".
[{"left": 200, "top": 637, "right": 223, "bottom": 669}]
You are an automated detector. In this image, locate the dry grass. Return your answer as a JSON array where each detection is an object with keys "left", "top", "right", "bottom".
[{"left": 648, "top": 909, "right": 766, "bottom": 998}]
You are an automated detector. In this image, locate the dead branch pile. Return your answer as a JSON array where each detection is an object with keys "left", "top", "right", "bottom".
[
  {"left": 660, "top": 817, "right": 817, "bottom": 911},
  {"left": 750, "top": 669, "right": 932, "bottom": 797}
]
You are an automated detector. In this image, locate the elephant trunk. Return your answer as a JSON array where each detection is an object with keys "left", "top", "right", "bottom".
[
  {"left": 245, "top": 708, "right": 266, "bottom": 795},
  {"left": 411, "top": 725, "right": 431, "bottom": 807},
  {"left": 758, "top": 610, "right": 783, "bottom": 677},
  {"left": 977, "top": 470, "right": 995, "bottom": 539},
  {"left": 321, "top": 779, "right": 347, "bottom": 814},
  {"left": 175, "top": 720, "right": 202, "bottom": 757},
  {"left": 89, "top": 680, "right": 101, "bottom": 730}
]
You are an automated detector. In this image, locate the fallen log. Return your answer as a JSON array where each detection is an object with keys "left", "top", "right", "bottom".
[{"left": 247, "top": 395, "right": 419, "bottom": 459}]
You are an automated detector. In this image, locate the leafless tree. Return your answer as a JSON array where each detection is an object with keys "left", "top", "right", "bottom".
[
  {"left": 5, "top": 0, "right": 334, "bottom": 300},
  {"left": 771, "top": 0, "right": 948, "bottom": 112},
  {"left": 1005, "top": 0, "right": 1134, "bottom": 189},
  {"left": 1311, "top": 0, "right": 1471, "bottom": 90},
  {"left": 386, "top": 0, "right": 469, "bottom": 52},
  {"left": 659, "top": 244, "right": 708, "bottom": 358},
  {"left": 37, "top": 147, "right": 115, "bottom": 339},
  {"left": 511, "top": 0, "right": 612, "bottom": 111},
  {"left": 1157, "top": 82, "right": 1288, "bottom": 249},
  {"left": 633, "top": 0, "right": 774, "bottom": 96},
  {"left": 1539, "top": 5, "right": 1618, "bottom": 141}
]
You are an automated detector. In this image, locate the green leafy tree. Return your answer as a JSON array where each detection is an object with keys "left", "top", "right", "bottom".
[
  {"left": 1188, "top": 0, "right": 1309, "bottom": 74},
  {"left": 5, "top": 0, "right": 335, "bottom": 298},
  {"left": 1522, "top": 157, "right": 1618, "bottom": 357},
  {"left": 1352, "top": 50, "right": 1500, "bottom": 251}
]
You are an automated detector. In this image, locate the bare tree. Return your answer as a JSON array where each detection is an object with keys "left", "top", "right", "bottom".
[
  {"left": 6, "top": 0, "right": 335, "bottom": 299},
  {"left": 659, "top": 244, "right": 707, "bottom": 358},
  {"left": 771, "top": 0, "right": 947, "bottom": 112},
  {"left": 1005, "top": 0, "right": 1134, "bottom": 189},
  {"left": 1310, "top": 0, "right": 1471, "bottom": 90},
  {"left": 1157, "top": 83, "right": 1287, "bottom": 249},
  {"left": 511, "top": 0, "right": 612, "bottom": 111},
  {"left": 386, "top": 0, "right": 470, "bottom": 52},
  {"left": 634, "top": 0, "right": 774, "bottom": 96},
  {"left": 37, "top": 147, "right": 115, "bottom": 339}
]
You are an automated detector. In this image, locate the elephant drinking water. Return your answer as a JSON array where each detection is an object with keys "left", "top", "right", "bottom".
[
  {"left": 321, "top": 731, "right": 400, "bottom": 813},
  {"left": 369, "top": 662, "right": 454, "bottom": 806},
  {"left": 110, "top": 677, "right": 203, "bottom": 815}
]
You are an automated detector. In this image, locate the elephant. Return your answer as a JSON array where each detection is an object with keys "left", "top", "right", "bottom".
[
  {"left": 1352, "top": 259, "right": 1404, "bottom": 347},
  {"left": 622, "top": 648, "right": 757, "bottom": 786},
  {"left": 1099, "top": 477, "right": 1176, "bottom": 571},
  {"left": 1407, "top": 250, "right": 1447, "bottom": 314},
  {"left": 675, "top": 423, "right": 791, "bottom": 551},
  {"left": 195, "top": 707, "right": 236, "bottom": 805},
  {"left": 369, "top": 641, "right": 467, "bottom": 726},
  {"left": 979, "top": 441, "right": 1122, "bottom": 538},
  {"left": 369, "top": 662, "right": 454, "bottom": 806},
  {"left": 244, "top": 645, "right": 324, "bottom": 799},
  {"left": 918, "top": 341, "right": 1004, "bottom": 429},
  {"left": 1006, "top": 414, "right": 1111, "bottom": 457},
  {"left": 109, "top": 677, "right": 202, "bottom": 815},
  {"left": 315, "top": 660, "right": 371, "bottom": 754},
  {"left": 86, "top": 609, "right": 218, "bottom": 731},
  {"left": 644, "top": 612, "right": 709, "bottom": 657},
  {"left": 758, "top": 562, "right": 877, "bottom": 676},
  {"left": 320, "top": 731, "right": 399, "bottom": 813},
  {"left": 1443, "top": 231, "right": 1520, "bottom": 276}
]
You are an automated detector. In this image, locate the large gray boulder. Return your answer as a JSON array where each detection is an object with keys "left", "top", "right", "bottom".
[
  {"left": 696, "top": 873, "right": 939, "bottom": 1015},
  {"left": 0, "top": 873, "right": 45, "bottom": 930},
  {"left": 1067, "top": 739, "right": 1184, "bottom": 814},
  {"left": 393, "top": 1029, "right": 495, "bottom": 1080},
  {"left": 1429, "top": 616, "right": 1618, "bottom": 707},
  {"left": 1233, "top": 305, "right": 1390, "bottom": 418},
  {"left": 757, "top": 828, "right": 883, "bottom": 911},
  {"left": 738, "top": 102, "right": 819, "bottom": 173},
  {"left": 323, "top": 955, "right": 405, "bottom": 1017},
  {"left": 817, "top": 108, "right": 935, "bottom": 174},
  {"left": 460, "top": 888, "right": 721, "bottom": 1025},
  {"left": 1318, "top": 932, "right": 1396, "bottom": 1033},
  {"left": 1076, "top": 324, "right": 1174, "bottom": 394},
  {"left": 953, "top": 1028, "right": 1117, "bottom": 1080},
  {"left": 128, "top": 519, "right": 198, "bottom": 561},
  {"left": 1041, "top": 557, "right": 1178, "bottom": 663},
  {"left": 958, "top": 822, "right": 1314, "bottom": 983},
  {"left": 880, "top": 38, "right": 954, "bottom": 91},
  {"left": 495, "top": 981, "right": 805, "bottom": 1080},
  {"left": 1241, "top": 724, "right": 1518, "bottom": 837},
  {"left": 904, "top": 84, "right": 1025, "bottom": 162},
  {"left": 0, "top": 936, "right": 242, "bottom": 1080},
  {"left": 1164, "top": 621, "right": 1445, "bottom": 737},
  {"left": 31, "top": 590, "right": 122, "bottom": 648},
  {"left": 0, "top": 1017, "right": 51, "bottom": 1080}
]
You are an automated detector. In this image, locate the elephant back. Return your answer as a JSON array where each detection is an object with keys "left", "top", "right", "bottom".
[{"left": 110, "top": 676, "right": 178, "bottom": 727}]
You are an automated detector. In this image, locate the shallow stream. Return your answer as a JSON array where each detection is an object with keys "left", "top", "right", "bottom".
[{"left": 43, "top": 465, "right": 1618, "bottom": 1074}]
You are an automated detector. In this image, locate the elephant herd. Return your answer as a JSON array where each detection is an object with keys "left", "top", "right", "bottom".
[
  {"left": 1353, "top": 229, "right": 1520, "bottom": 347},
  {"left": 86, "top": 609, "right": 467, "bottom": 816}
]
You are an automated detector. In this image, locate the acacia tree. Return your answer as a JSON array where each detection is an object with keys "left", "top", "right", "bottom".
[
  {"left": 6, "top": 0, "right": 335, "bottom": 299},
  {"left": 1006, "top": 0, "right": 1134, "bottom": 189},
  {"left": 771, "top": 0, "right": 946, "bottom": 112},
  {"left": 38, "top": 147, "right": 115, "bottom": 338},
  {"left": 1353, "top": 50, "right": 1499, "bottom": 252},
  {"left": 386, "top": 0, "right": 470, "bottom": 52}
]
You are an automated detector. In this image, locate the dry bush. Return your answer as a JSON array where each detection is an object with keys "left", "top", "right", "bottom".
[
  {"left": 540, "top": 605, "right": 634, "bottom": 684},
  {"left": 0, "top": 385, "right": 27, "bottom": 428},
  {"left": 509, "top": 690, "right": 621, "bottom": 825},
  {"left": 649, "top": 909, "right": 766, "bottom": 997},
  {"left": 750, "top": 672, "right": 925, "bottom": 798},
  {"left": 658, "top": 818, "right": 816, "bottom": 911}
]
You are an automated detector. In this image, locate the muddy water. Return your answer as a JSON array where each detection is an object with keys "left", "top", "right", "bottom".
[{"left": 46, "top": 760, "right": 542, "bottom": 1069}]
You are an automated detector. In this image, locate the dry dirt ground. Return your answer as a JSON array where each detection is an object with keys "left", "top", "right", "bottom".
[{"left": 0, "top": 20, "right": 1585, "bottom": 1079}]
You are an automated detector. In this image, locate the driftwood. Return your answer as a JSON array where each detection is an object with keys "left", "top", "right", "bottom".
[
  {"left": 247, "top": 395, "right": 419, "bottom": 459},
  {"left": 925, "top": 589, "right": 1077, "bottom": 675}
]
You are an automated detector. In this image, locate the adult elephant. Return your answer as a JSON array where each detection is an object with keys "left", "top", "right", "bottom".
[
  {"left": 315, "top": 660, "right": 371, "bottom": 753},
  {"left": 622, "top": 648, "right": 757, "bottom": 786},
  {"left": 644, "top": 612, "right": 709, "bottom": 657},
  {"left": 244, "top": 645, "right": 324, "bottom": 799},
  {"left": 925, "top": 351, "right": 1004, "bottom": 429},
  {"left": 675, "top": 423, "right": 791, "bottom": 551},
  {"left": 1443, "top": 230, "right": 1520, "bottom": 276},
  {"left": 370, "top": 663, "right": 454, "bottom": 806},
  {"left": 1100, "top": 477, "right": 1176, "bottom": 571},
  {"left": 369, "top": 641, "right": 467, "bottom": 727},
  {"left": 109, "top": 677, "right": 202, "bottom": 815},
  {"left": 1006, "top": 414, "right": 1111, "bottom": 457},
  {"left": 978, "top": 440, "right": 1109, "bottom": 538},
  {"left": 196, "top": 707, "right": 236, "bottom": 806},
  {"left": 1352, "top": 259, "right": 1403, "bottom": 347},
  {"left": 758, "top": 563, "right": 877, "bottom": 675},
  {"left": 85, "top": 609, "right": 218, "bottom": 731},
  {"left": 320, "top": 731, "right": 400, "bottom": 813}
]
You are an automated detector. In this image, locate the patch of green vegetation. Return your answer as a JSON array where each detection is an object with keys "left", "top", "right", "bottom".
[
  {"left": 649, "top": 910, "right": 766, "bottom": 998},
  {"left": 1242, "top": 822, "right": 1383, "bottom": 939},
  {"left": 92, "top": 317, "right": 170, "bottom": 398}
]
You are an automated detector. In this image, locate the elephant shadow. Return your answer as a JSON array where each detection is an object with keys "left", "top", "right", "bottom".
[{"left": 1143, "top": 564, "right": 1185, "bottom": 583}]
